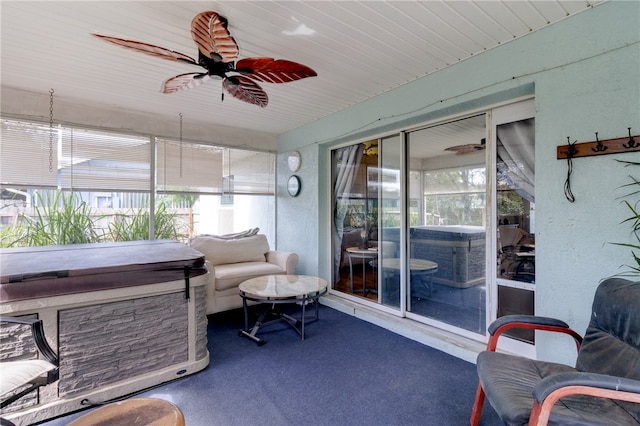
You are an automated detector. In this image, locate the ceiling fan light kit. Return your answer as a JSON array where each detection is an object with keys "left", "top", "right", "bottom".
[{"left": 93, "top": 11, "right": 317, "bottom": 107}]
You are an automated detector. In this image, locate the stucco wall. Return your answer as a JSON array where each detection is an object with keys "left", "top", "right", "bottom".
[
  {"left": 276, "top": 143, "right": 321, "bottom": 274},
  {"left": 277, "top": 1, "right": 640, "bottom": 364}
]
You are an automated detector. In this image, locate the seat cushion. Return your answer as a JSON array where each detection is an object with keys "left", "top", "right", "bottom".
[
  {"left": 477, "top": 351, "right": 639, "bottom": 426},
  {"left": 214, "top": 262, "right": 285, "bottom": 291},
  {"left": 190, "top": 235, "right": 270, "bottom": 266},
  {"left": 0, "top": 359, "right": 56, "bottom": 395}
]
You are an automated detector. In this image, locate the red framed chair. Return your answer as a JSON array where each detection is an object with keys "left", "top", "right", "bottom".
[{"left": 470, "top": 278, "right": 640, "bottom": 425}]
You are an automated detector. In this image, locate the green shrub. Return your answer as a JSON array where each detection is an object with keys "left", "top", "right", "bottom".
[
  {"left": 615, "top": 160, "right": 640, "bottom": 276},
  {"left": 109, "top": 202, "right": 179, "bottom": 241},
  {"left": 1, "top": 191, "right": 181, "bottom": 247},
  {"left": 3, "top": 191, "right": 102, "bottom": 247}
]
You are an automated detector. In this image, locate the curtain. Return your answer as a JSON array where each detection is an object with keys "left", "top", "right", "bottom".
[
  {"left": 332, "top": 144, "right": 364, "bottom": 282},
  {"left": 496, "top": 118, "right": 535, "bottom": 203}
]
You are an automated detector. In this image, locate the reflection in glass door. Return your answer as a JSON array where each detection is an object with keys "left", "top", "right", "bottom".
[
  {"left": 331, "top": 136, "right": 403, "bottom": 306},
  {"left": 330, "top": 117, "right": 489, "bottom": 336},
  {"left": 405, "top": 115, "right": 488, "bottom": 334},
  {"left": 331, "top": 140, "right": 386, "bottom": 301},
  {"left": 377, "top": 134, "right": 402, "bottom": 310},
  {"left": 494, "top": 100, "right": 536, "bottom": 345}
]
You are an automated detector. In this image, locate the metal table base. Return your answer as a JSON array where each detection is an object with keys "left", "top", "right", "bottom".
[{"left": 239, "top": 291, "right": 325, "bottom": 346}]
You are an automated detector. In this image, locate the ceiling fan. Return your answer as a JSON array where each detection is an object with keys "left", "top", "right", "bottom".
[
  {"left": 92, "top": 10, "right": 317, "bottom": 107},
  {"left": 445, "top": 138, "right": 486, "bottom": 155}
]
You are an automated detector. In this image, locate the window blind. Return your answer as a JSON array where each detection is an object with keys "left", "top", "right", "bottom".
[
  {"left": 156, "top": 139, "right": 223, "bottom": 193},
  {"left": 1, "top": 119, "right": 58, "bottom": 188},
  {"left": 59, "top": 127, "right": 151, "bottom": 191},
  {"left": 228, "top": 149, "right": 275, "bottom": 195},
  {"left": 2, "top": 118, "right": 274, "bottom": 196}
]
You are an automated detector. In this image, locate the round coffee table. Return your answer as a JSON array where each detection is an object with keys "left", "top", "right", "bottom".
[
  {"left": 381, "top": 258, "right": 438, "bottom": 308},
  {"left": 239, "top": 275, "right": 328, "bottom": 345},
  {"left": 346, "top": 247, "right": 379, "bottom": 295}
]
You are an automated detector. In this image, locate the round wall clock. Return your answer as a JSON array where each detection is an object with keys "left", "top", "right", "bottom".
[
  {"left": 287, "top": 175, "right": 301, "bottom": 197},
  {"left": 288, "top": 150, "right": 301, "bottom": 172}
]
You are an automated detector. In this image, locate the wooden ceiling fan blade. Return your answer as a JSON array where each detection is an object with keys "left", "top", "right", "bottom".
[
  {"left": 96, "top": 11, "right": 314, "bottom": 108},
  {"left": 191, "top": 11, "right": 239, "bottom": 63},
  {"left": 235, "top": 58, "right": 317, "bottom": 83},
  {"left": 223, "top": 76, "right": 268, "bottom": 107},
  {"left": 162, "top": 73, "right": 210, "bottom": 94},
  {"left": 445, "top": 144, "right": 486, "bottom": 155},
  {"left": 92, "top": 34, "right": 197, "bottom": 64},
  {"left": 445, "top": 138, "right": 486, "bottom": 155}
]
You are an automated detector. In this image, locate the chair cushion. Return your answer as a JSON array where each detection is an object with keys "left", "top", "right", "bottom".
[
  {"left": 477, "top": 351, "right": 639, "bottom": 426},
  {"left": 576, "top": 278, "right": 640, "bottom": 422},
  {"left": 190, "top": 235, "right": 270, "bottom": 266},
  {"left": 576, "top": 278, "right": 640, "bottom": 378},
  {"left": 214, "top": 262, "right": 285, "bottom": 291},
  {"left": 0, "top": 359, "right": 56, "bottom": 395}
]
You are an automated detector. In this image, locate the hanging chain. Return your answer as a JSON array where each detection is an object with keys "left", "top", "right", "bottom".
[
  {"left": 49, "top": 89, "right": 54, "bottom": 172},
  {"left": 179, "top": 113, "right": 183, "bottom": 178},
  {"left": 70, "top": 129, "right": 74, "bottom": 190}
]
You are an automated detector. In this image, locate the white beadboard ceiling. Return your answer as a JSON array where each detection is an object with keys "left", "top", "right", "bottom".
[{"left": 1, "top": 1, "right": 602, "bottom": 136}]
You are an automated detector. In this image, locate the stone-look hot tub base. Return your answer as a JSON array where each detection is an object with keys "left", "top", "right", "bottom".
[{"left": 0, "top": 241, "right": 209, "bottom": 426}]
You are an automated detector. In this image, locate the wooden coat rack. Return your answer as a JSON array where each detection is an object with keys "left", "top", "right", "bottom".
[
  {"left": 557, "top": 128, "right": 640, "bottom": 159},
  {"left": 557, "top": 127, "right": 639, "bottom": 203}
]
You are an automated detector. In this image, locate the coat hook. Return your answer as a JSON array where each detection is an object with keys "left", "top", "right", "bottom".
[
  {"left": 623, "top": 127, "right": 638, "bottom": 149},
  {"left": 591, "top": 132, "right": 607, "bottom": 152}
]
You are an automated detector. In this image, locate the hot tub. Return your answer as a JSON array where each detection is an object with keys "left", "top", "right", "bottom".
[
  {"left": 0, "top": 240, "right": 209, "bottom": 425},
  {"left": 383, "top": 226, "right": 486, "bottom": 288}
]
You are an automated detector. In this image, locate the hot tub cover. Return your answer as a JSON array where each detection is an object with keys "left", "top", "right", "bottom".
[{"left": 1, "top": 240, "right": 206, "bottom": 302}]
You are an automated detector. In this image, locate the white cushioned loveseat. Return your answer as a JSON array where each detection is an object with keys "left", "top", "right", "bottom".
[{"left": 190, "top": 234, "right": 298, "bottom": 314}]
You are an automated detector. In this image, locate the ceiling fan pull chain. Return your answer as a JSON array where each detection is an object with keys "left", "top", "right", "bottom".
[{"left": 49, "top": 88, "right": 54, "bottom": 173}]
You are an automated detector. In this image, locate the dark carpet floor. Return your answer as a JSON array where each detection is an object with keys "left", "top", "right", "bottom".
[{"left": 38, "top": 305, "right": 502, "bottom": 425}]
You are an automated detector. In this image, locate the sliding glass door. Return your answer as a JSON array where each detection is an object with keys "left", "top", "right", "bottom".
[
  {"left": 330, "top": 99, "right": 535, "bottom": 346},
  {"left": 405, "top": 115, "right": 487, "bottom": 333},
  {"left": 493, "top": 100, "right": 536, "bottom": 349}
]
